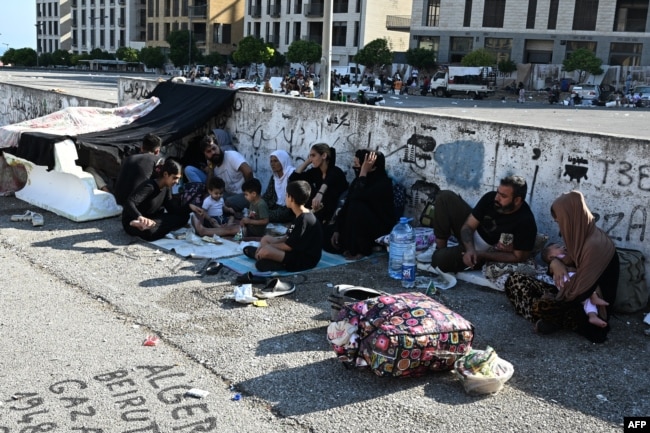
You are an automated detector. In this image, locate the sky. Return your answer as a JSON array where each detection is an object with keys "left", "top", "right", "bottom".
[{"left": 0, "top": 1, "right": 36, "bottom": 53}]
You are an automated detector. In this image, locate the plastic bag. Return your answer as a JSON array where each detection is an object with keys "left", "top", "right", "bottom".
[{"left": 453, "top": 346, "right": 514, "bottom": 395}]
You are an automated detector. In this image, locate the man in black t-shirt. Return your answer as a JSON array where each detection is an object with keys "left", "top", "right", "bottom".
[{"left": 431, "top": 175, "right": 538, "bottom": 273}]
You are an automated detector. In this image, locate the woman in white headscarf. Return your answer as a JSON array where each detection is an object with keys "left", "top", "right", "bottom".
[{"left": 262, "top": 150, "right": 296, "bottom": 223}]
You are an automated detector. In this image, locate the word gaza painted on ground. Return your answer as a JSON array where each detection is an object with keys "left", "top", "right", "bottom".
[{"left": 1, "top": 365, "right": 218, "bottom": 432}]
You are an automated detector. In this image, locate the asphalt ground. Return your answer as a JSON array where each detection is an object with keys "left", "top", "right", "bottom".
[
  {"left": 0, "top": 193, "right": 648, "bottom": 432},
  {"left": 0, "top": 68, "right": 649, "bottom": 432}
]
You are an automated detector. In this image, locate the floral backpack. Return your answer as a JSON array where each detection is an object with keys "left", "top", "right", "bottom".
[{"left": 328, "top": 292, "right": 474, "bottom": 378}]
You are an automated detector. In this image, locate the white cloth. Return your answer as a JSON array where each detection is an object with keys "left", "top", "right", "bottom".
[
  {"left": 213, "top": 150, "right": 247, "bottom": 194},
  {"left": 270, "top": 149, "right": 295, "bottom": 205}
]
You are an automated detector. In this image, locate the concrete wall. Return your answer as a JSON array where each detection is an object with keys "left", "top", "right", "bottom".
[
  {"left": 117, "top": 77, "right": 650, "bottom": 263},
  {"left": 0, "top": 83, "right": 115, "bottom": 127},
  {"left": 223, "top": 91, "right": 650, "bottom": 259},
  {"left": 7, "top": 77, "right": 650, "bottom": 273}
]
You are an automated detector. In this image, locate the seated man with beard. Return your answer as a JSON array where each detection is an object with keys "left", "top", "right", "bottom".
[{"left": 430, "top": 175, "right": 538, "bottom": 273}]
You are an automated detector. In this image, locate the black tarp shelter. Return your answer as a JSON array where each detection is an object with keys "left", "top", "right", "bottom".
[{"left": 7, "top": 81, "right": 236, "bottom": 179}]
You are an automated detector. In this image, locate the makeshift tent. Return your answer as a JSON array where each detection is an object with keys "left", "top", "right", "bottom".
[{"left": 0, "top": 81, "right": 237, "bottom": 221}]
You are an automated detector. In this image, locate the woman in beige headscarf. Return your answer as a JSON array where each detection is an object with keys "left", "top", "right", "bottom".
[{"left": 505, "top": 190, "right": 619, "bottom": 343}]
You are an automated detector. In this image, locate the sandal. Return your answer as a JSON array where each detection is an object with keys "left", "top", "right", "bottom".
[
  {"left": 243, "top": 246, "right": 257, "bottom": 260},
  {"left": 255, "top": 278, "right": 295, "bottom": 298},
  {"left": 534, "top": 319, "right": 559, "bottom": 335},
  {"left": 31, "top": 213, "right": 44, "bottom": 227},
  {"left": 235, "top": 271, "right": 267, "bottom": 285},
  {"left": 11, "top": 211, "right": 35, "bottom": 222},
  {"left": 205, "top": 261, "right": 223, "bottom": 275}
]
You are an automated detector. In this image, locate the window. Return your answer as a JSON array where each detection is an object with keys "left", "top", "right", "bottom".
[
  {"left": 293, "top": 22, "right": 301, "bottom": 41},
  {"left": 333, "top": 0, "right": 348, "bottom": 13},
  {"left": 449, "top": 36, "right": 473, "bottom": 63},
  {"left": 353, "top": 21, "right": 359, "bottom": 47},
  {"left": 147, "top": 22, "right": 153, "bottom": 40},
  {"left": 222, "top": 24, "right": 231, "bottom": 44},
  {"left": 613, "top": 0, "right": 648, "bottom": 32},
  {"left": 165, "top": 0, "right": 171, "bottom": 16},
  {"left": 173, "top": 0, "right": 179, "bottom": 16},
  {"left": 427, "top": 0, "right": 440, "bottom": 27},
  {"left": 417, "top": 36, "right": 440, "bottom": 60},
  {"left": 285, "top": 22, "right": 290, "bottom": 44},
  {"left": 332, "top": 21, "right": 347, "bottom": 46},
  {"left": 286, "top": 0, "right": 291, "bottom": 14},
  {"left": 482, "top": 0, "right": 506, "bottom": 28},
  {"left": 565, "top": 40, "right": 597, "bottom": 59},
  {"left": 485, "top": 37, "right": 512, "bottom": 62},
  {"left": 463, "top": 0, "right": 472, "bottom": 27},
  {"left": 547, "top": 0, "right": 558, "bottom": 29},
  {"left": 148, "top": 0, "right": 154, "bottom": 17},
  {"left": 609, "top": 42, "right": 642, "bottom": 65},
  {"left": 573, "top": 0, "right": 598, "bottom": 30},
  {"left": 526, "top": 0, "right": 537, "bottom": 29}
]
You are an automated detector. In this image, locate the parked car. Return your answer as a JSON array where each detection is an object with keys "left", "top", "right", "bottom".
[
  {"left": 632, "top": 85, "right": 650, "bottom": 107},
  {"left": 572, "top": 83, "right": 600, "bottom": 101}
]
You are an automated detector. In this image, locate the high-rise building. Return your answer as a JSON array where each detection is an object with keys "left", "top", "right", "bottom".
[
  {"left": 407, "top": 0, "right": 650, "bottom": 66},
  {"left": 244, "top": 0, "right": 412, "bottom": 66},
  {"left": 36, "top": 0, "right": 146, "bottom": 55}
]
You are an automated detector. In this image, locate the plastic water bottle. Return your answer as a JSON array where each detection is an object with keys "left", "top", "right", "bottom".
[
  {"left": 401, "top": 246, "right": 416, "bottom": 288},
  {"left": 388, "top": 217, "right": 415, "bottom": 280}
]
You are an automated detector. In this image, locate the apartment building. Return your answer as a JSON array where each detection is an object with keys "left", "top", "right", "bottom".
[
  {"left": 408, "top": 0, "right": 650, "bottom": 66},
  {"left": 244, "top": 0, "right": 412, "bottom": 66},
  {"left": 145, "top": 0, "right": 245, "bottom": 57},
  {"left": 36, "top": 0, "right": 146, "bottom": 54}
]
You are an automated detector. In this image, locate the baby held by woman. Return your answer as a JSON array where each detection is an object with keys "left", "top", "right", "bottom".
[{"left": 542, "top": 243, "right": 609, "bottom": 328}]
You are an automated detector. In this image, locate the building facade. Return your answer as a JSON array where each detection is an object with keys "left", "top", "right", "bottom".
[
  {"left": 145, "top": 0, "right": 245, "bottom": 58},
  {"left": 408, "top": 0, "right": 650, "bottom": 66},
  {"left": 37, "top": 0, "right": 146, "bottom": 55},
  {"left": 244, "top": 0, "right": 412, "bottom": 66}
]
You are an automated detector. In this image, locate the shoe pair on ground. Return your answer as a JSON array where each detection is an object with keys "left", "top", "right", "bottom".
[
  {"left": 242, "top": 246, "right": 285, "bottom": 272},
  {"left": 234, "top": 272, "right": 295, "bottom": 298},
  {"left": 11, "top": 210, "right": 44, "bottom": 227}
]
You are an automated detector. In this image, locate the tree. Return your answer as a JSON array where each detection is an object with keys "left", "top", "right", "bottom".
[
  {"left": 166, "top": 30, "right": 197, "bottom": 67},
  {"left": 203, "top": 52, "right": 226, "bottom": 68},
  {"left": 461, "top": 48, "right": 496, "bottom": 67},
  {"left": 497, "top": 59, "right": 517, "bottom": 87},
  {"left": 5, "top": 48, "right": 37, "bottom": 67},
  {"left": 405, "top": 47, "right": 437, "bottom": 75},
  {"left": 563, "top": 48, "right": 603, "bottom": 83},
  {"left": 233, "top": 36, "right": 274, "bottom": 77},
  {"left": 264, "top": 44, "right": 286, "bottom": 75},
  {"left": 51, "top": 49, "right": 72, "bottom": 66},
  {"left": 116, "top": 47, "right": 139, "bottom": 63},
  {"left": 354, "top": 38, "right": 393, "bottom": 74},
  {"left": 286, "top": 39, "right": 321, "bottom": 73},
  {"left": 139, "top": 46, "right": 166, "bottom": 70}
]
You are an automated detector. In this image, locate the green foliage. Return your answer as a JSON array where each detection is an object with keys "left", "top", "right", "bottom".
[
  {"left": 4, "top": 48, "right": 37, "bottom": 67},
  {"left": 562, "top": 48, "right": 604, "bottom": 82},
  {"left": 233, "top": 36, "right": 274, "bottom": 66},
  {"left": 166, "top": 30, "right": 197, "bottom": 67},
  {"left": 116, "top": 47, "right": 139, "bottom": 62},
  {"left": 497, "top": 59, "right": 517, "bottom": 74},
  {"left": 203, "top": 52, "right": 226, "bottom": 67},
  {"left": 460, "top": 48, "right": 496, "bottom": 67},
  {"left": 265, "top": 44, "right": 286, "bottom": 69},
  {"left": 286, "top": 39, "right": 321, "bottom": 71},
  {"left": 405, "top": 47, "right": 437, "bottom": 73},
  {"left": 139, "top": 46, "right": 166, "bottom": 69},
  {"left": 354, "top": 38, "right": 393, "bottom": 71}
]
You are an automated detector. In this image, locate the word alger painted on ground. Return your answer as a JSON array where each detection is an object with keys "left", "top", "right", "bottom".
[{"left": 1, "top": 365, "right": 218, "bottom": 432}]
